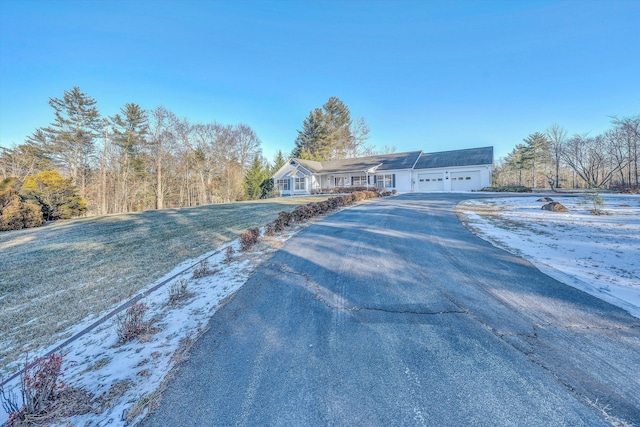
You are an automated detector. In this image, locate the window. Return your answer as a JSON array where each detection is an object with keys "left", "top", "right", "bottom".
[
  {"left": 465, "top": 177, "right": 471, "bottom": 180},
  {"left": 294, "top": 177, "right": 306, "bottom": 191},
  {"left": 376, "top": 174, "right": 394, "bottom": 188},
  {"left": 334, "top": 176, "right": 345, "bottom": 186},
  {"left": 352, "top": 175, "right": 367, "bottom": 186},
  {"left": 277, "top": 179, "right": 290, "bottom": 191}
]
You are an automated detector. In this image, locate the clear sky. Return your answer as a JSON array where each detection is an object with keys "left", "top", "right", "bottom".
[{"left": 1, "top": 0, "right": 638, "bottom": 162}]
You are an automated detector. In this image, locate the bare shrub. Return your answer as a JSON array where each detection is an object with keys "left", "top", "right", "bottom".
[
  {"left": 224, "top": 246, "right": 235, "bottom": 263},
  {"left": 168, "top": 278, "right": 192, "bottom": 305},
  {"left": 278, "top": 211, "right": 293, "bottom": 227},
  {"left": 115, "top": 302, "right": 149, "bottom": 343},
  {"left": 240, "top": 227, "right": 261, "bottom": 251},
  {"left": 192, "top": 259, "right": 213, "bottom": 279},
  {"left": 0, "top": 353, "right": 66, "bottom": 426}
]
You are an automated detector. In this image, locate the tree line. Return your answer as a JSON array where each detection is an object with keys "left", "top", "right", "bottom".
[
  {"left": 0, "top": 89, "right": 378, "bottom": 231},
  {"left": 494, "top": 115, "right": 639, "bottom": 190},
  {"left": 0, "top": 87, "right": 296, "bottom": 230}
]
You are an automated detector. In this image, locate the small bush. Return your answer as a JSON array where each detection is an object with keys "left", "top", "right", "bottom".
[
  {"left": 192, "top": 259, "right": 213, "bottom": 279},
  {"left": 168, "top": 278, "right": 191, "bottom": 305},
  {"left": 582, "top": 189, "right": 605, "bottom": 215},
  {"left": 115, "top": 302, "right": 149, "bottom": 343},
  {"left": 224, "top": 246, "right": 235, "bottom": 263},
  {"left": 0, "top": 353, "right": 66, "bottom": 426},
  {"left": 267, "top": 212, "right": 289, "bottom": 235},
  {"left": 278, "top": 211, "right": 293, "bottom": 227},
  {"left": 0, "top": 188, "right": 45, "bottom": 232},
  {"left": 240, "top": 227, "right": 261, "bottom": 251}
]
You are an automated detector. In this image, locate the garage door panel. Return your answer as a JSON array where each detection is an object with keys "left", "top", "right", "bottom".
[
  {"left": 417, "top": 173, "right": 443, "bottom": 191},
  {"left": 451, "top": 171, "right": 480, "bottom": 191}
]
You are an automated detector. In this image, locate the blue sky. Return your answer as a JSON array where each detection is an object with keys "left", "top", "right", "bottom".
[{"left": 1, "top": 0, "right": 638, "bottom": 163}]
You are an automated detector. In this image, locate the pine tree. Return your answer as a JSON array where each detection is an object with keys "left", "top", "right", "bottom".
[
  {"left": 322, "top": 96, "right": 352, "bottom": 159},
  {"left": 111, "top": 104, "right": 149, "bottom": 159},
  {"left": 41, "top": 87, "right": 102, "bottom": 195},
  {"left": 110, "top": 103, "right": 149, "bottom": 211},
  {"left": 292, "top": 97, "right": 357, "bottom": 161},
  {"left": 292, "top": 108, "right": 330, "bottom": 160},
  {"left": 243, "top": 155, "right": 270, "bottom": 200},
  {"left": 523, "top": 132, "right": 550, "bottom": 188},
  {"left": 271, "top": 150, "right": 286, "bottom": 173}
]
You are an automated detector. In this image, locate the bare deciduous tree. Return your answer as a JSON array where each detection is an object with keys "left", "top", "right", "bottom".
[{"left": 545, "top": 123, "right": 567, "bottom": 189}]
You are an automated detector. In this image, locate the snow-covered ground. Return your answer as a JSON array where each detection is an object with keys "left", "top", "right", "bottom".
[
  {"left": 0, "top": 228, "right": 300, "bottom": 427},
  {"left": 458, "top": 194, "right": 640, "bottom": 319}
]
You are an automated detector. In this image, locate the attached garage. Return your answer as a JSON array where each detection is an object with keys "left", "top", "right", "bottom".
[
  {"left": 451, "top": 170, "right": 481, "bottom": 191},
  {"left": 413, "top": 147, "right": 493, "bottom": 192},
  {"left": 417, "top": 172, "right": 444, "bottom": 191}
]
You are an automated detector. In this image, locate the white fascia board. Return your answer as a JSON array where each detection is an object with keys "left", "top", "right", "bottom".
[{"left": 273, "top": 161, "right": 299, "bottom": 180}]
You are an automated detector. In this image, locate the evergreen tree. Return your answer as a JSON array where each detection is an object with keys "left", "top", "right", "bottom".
[
  {"left": 504, "top": 144, "right": 530, "bottom": 186},
  {"left": 292, "top": 97, "right": 358, "bottom": 161},
  {"left": 111, "top": 103, "right": 149, "bottom": 163},
  {"left": 110, "top": 103, "right": 149, "bottom": 211},
  {"left": 40, "top": 87, "right": 102, "bottom": 194},
  {"left": 292, "top": 108, "right": 330, "bottom": 160},
  {"left": 243, "top": 155, "right": 270, "bottom": 200},
  {"left": 271, "top": 150, "right": 286, "bottom": 173},
  {"left": 523, "top": 132, "right": 550, "bottom": 188},
  {"left": 0, "top": 185, "right": 44, "bottom": 231},
  {"left": 22, "top": 170, "right": 87, "bottom": 220},
  {"left": 323, "top": 96, "right": 352, "bottom": 159}
]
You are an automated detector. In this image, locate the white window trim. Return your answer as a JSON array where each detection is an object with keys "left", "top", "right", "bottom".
[{"left": 294, "top": 177, "right": 306, "bottom": 191}]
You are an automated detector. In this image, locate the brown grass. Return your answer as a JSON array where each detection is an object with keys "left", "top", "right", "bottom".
[{"left": 0, "top": 196, "right": 328, "bottom": 372}]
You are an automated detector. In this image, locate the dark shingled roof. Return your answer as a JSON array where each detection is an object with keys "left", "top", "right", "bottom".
[
  {"left": 296, "top": 151, "right": 422, "bottom": 174},
  {"left": 414, "top": 146, "right": 493, "bottom": 170}
]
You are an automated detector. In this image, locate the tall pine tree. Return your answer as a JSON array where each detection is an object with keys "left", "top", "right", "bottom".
[
  {"left": 292, "top": 97, "right": 356, "bottom": 161},
  {"left": 40, "top": 87, "right": 102, "bottom": 195},
  {"left": 110, "top": 103, "right": 149, "bottom": 211}
]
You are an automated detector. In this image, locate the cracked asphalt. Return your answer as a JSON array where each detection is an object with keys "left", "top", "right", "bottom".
[{"left": 141, "top": 193, "right": 640, "bottom": 426}]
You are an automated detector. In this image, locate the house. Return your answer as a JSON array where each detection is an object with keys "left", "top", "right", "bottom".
[{"left": 272, "top": 146, "right": 493, "bottom": 195}]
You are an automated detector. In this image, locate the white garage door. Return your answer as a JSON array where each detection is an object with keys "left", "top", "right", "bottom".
[
  {"left": 451, "top": 171, "right": 481, "bottom": 191},
  {"left": 417, "top": 173, "right": 444, "bottom": 191}
]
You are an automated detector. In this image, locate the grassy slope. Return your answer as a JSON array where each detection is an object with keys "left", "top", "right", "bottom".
[{"left": 0, "top": 197, "right": 326, "bottom": 370}]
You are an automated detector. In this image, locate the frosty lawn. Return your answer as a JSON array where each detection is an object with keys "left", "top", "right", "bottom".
[
  {"left": 0, "top": 197, "right": 327, "bottom": 373},
  {"left": 458, "top": 194, "right": 640, "bottom": 319}
]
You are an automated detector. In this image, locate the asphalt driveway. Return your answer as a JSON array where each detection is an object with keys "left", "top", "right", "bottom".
[{"left": 141, "top": 193, "right": 640, "bottom": 426}]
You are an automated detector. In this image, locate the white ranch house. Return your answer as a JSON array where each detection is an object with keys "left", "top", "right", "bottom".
[{"left": 273, "top": 146, "right": 493, "bottom": 195}]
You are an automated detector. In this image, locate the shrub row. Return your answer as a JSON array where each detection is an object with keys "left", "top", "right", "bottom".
[
  {"left": 311, "top": 186, "right": 378, "bottom": 195},
  {"left": 480, "top": 186, "right": 532, "bottom": 193},
  {"left": 266, "top": 191, "right": 382, "bottom": 236}
]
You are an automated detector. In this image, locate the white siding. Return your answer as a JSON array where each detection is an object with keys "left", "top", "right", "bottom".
[{"left": 413, "top": 165, "right": 491, "bottom": 192}]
